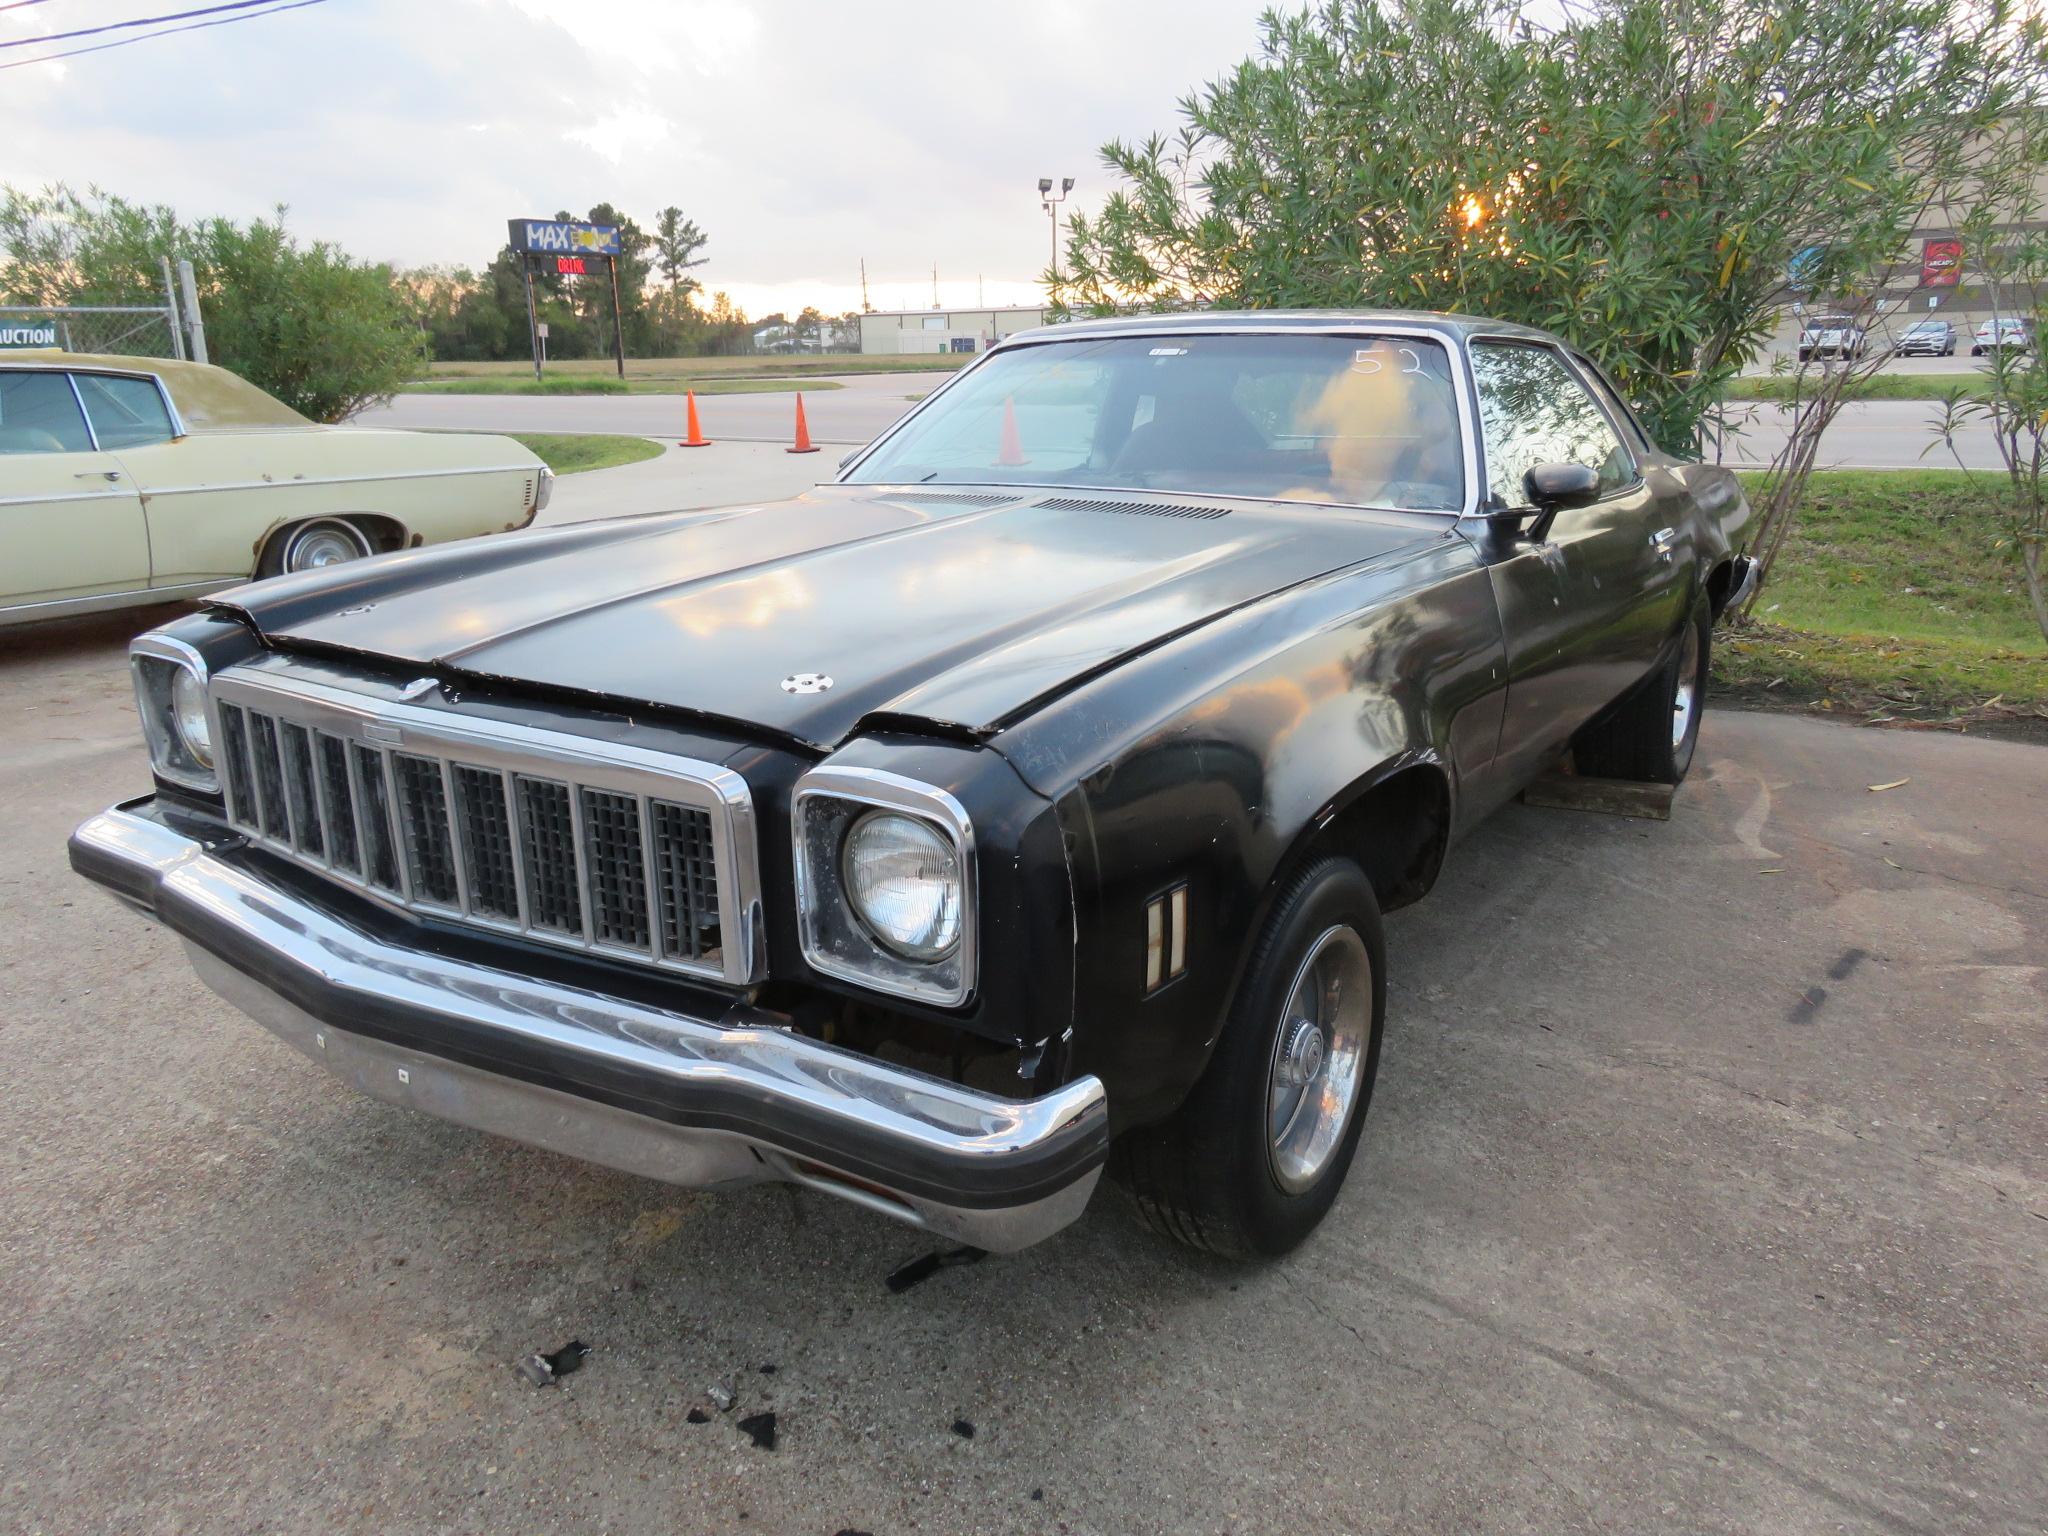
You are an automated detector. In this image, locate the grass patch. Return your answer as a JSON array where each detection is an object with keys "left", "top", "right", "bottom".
[
  {"left": 406, "top": 375, "right": 845, "bottom": 397},
  {"left": 509, "top": 433, "right": 664, "bottom": 474},
  {"left": 1716, "top": 470, "right": 2047, "bottom": 732},
  {"left": 1724, "top": 372, "right": 1990, "bottom": 404}
]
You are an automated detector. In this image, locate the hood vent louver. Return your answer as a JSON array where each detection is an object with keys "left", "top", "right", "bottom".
[{"left": 1038, "top": 496, "right": 1231, "bottom": 521}]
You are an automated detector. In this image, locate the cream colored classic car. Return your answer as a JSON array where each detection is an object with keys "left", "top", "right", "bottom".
[{"left": 1, "top": 353, "right": 552, "bottom": 626}]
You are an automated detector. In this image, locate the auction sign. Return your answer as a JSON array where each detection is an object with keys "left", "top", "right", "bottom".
[
  {"left": 1921, "top": 238, "right": 1963, "bottom": 287},
  {"left": 0, "top": 320, "right": 60, "bottom": 349}
]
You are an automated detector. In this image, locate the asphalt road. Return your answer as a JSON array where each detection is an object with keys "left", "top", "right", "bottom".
[
  {"left": 4, "top": 606, "right": 2042, "bottom": 1535},
  {"left": 361, "top": 375, "right": 2009, "bottom": 471}
]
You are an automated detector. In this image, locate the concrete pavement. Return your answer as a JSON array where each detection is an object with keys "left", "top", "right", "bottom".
[
  {"left": 541, "top": 440, "right": 834, "bottom": 522},
  {"left": 360, "top": 371, "right": 932, "bottom": 448},
  {"left": 2, "top": 601, "right": 2041, "bottom": 1533}
]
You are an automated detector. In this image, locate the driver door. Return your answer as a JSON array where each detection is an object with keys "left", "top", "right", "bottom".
[{"left": 1466, "top": 341, "right": 1664, "bottom": 784}]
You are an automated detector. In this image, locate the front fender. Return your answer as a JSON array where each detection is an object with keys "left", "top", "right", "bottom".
[{"left": 998, "top": 535, "right": 1502, "bottom": 1129}]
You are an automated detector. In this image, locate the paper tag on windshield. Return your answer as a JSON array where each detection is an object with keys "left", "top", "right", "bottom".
[{"left": 1149, "top": 346, "right": 1187, "bottom": 356}]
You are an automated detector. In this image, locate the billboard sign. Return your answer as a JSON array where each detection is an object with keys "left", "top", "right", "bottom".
[
  {"left": 1920, "top": 238, "right": 1963, "bottom": 288},
  {"left": 0, "top": 321, "right": 59, "bottom": 349},
  {"left": 508, "top": 219, "right": 621, "bottom": 257}
]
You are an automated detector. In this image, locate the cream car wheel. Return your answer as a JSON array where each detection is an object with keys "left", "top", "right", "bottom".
[{"left": 278, "top": 520, "right": 371, "bottom": 574}]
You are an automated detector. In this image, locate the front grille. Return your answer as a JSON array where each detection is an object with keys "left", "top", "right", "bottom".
[{"left": 211, "top": 671, "right": 756, "bottom": 984}]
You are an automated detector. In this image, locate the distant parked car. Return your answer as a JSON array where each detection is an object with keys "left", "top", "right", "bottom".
[
  {"left": 1892, "top": 320, "right": 1956, "bottom": 357},
  {"left": 1, "top": 353, "right": 553, "bottom": 627},
  {"left": 1797, "top": 316, "right": 1867, "bottom": 362},
  {"left": 1970, "top": 318, "right": 2033, "bottom": 357}
]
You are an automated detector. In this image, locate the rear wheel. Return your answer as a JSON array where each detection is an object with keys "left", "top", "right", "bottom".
[
  {"left": 1571, "top": 595, "right": 1711, "bottom": 785},
  {"left": 261, "top": 518, "right": 372, "bottom": 577},
  {"left": 1112, "top": 857, "right": 1386, "bottom": 1258}
]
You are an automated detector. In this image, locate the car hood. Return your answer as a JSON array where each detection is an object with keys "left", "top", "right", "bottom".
[{"left": 208, "top": 487, "right": 1438, "bottom": 749}]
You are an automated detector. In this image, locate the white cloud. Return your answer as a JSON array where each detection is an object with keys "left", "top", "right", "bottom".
[{"left": 0, "top": 0, "right": 1278, "bottom": 315}]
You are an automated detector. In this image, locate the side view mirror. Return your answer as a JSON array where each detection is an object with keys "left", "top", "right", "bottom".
[{"left": 1486, "top": 462, "right": 1600, "bottom": 542}]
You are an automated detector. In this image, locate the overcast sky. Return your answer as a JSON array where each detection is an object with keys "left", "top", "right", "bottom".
[{"left": 0, "top": 0, "right": 1280, "bottom": 318}]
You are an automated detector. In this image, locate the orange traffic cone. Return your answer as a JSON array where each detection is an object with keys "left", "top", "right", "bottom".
[
  {"left": 994, "top": 394, "right": 1029, "bottom": 466},
  {"left": 679, "top": 390, "right": 711, "bottom": 447},
  {"left": 787, "top": 392, "right": 820, "bottom": 454}
]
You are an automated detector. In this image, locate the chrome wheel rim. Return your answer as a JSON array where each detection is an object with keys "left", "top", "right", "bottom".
[
  {"left": 1671, "top": 623, "right": 1701, "bottom": 751},
  {"left": 1265, "top": 925, "right": 1371, "bottom": 1195},
  {"left": 287, "top": 524, "right": 367, "bottom": 571}
]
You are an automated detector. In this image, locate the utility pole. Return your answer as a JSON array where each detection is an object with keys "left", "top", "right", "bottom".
[
  {"left": 932, "top": 263, "right": 939, "bottom": 309},
  {"left": 860, "top": 258, "right": 871, "bottom": 314},
  {"left": 1038, "top": 176, "right": 1075, "bottom": 290}
]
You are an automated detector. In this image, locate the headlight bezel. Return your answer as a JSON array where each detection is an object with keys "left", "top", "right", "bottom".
[
  {"left": 130, "top": 632, "right": 220, "bottom": 795},
  {"left": 792, "top": 766, "right": 977, "bottom": 1007}
]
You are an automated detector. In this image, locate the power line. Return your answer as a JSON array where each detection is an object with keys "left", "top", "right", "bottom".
[
  {"left": 0, "top": 1, "right": 63, "bottom": 11},
  {"left": 0, "top": 0, "right": 325, "bottom": 70},
  {"left": 2, "top": 0, "right": 300, "bottom": 49}
]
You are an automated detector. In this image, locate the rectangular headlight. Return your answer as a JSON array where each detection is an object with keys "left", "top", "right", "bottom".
[
  {"left": 130, "top": 633, "right": 219, "bottom": 795},
  {"left": 792, "top": 766, "right": 976, "bottom": 1007}
]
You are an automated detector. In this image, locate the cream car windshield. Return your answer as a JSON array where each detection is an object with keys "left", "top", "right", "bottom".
[{"left": 847, "top": 333, "right": 1465, "bottom": 512}]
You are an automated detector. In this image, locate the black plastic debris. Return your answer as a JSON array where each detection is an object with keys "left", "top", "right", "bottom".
[
  {"left": 951, "top": 1418, "right": 975, "bottom": 1440},
  {"left": 1030, "top": 1489, "right": 1044, "bottom": 1502},
  {"left": 737, "top": 1411, "right": 777, "bottom": 1450},
  {"left": 759, "top": 1363, "right": 778, "bottom": 1375},
  {"left": 835, "top": 1530, "right": 875, "bottom": 1536},
  {"left": 686, "top": 1407, "right": 710, "bottom": 1425},
  {"left": 886, "top": 1244, "right": 987, "bottom": 1293},
  {"left": 514, "top": 1340, "right": 590, "bottom": 1388}
]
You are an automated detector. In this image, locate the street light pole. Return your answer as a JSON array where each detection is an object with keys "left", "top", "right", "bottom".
[{"left": 1038, "top": 176, "right": 1074, "bottom": 289}]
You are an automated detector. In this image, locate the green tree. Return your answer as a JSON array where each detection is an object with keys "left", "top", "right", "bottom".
[
  {"left": 1932, "top": 108, "right": 2048, "bottom": 642},
  {"left": 0, "top": 185, "right": 421, "bottom": 420},
  {"left": 652, "top": 206, "right": 709, "bottom": 303},
  {"left": 1057, "top": 0, "right": 2027, "bottom": 457}
]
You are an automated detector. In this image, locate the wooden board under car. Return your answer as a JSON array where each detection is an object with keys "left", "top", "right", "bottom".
[{"left": 1519, "top": 774, "right": 1676, "bottom": 821}]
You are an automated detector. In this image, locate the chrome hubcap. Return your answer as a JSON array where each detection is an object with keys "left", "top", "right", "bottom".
[
  {"left": 1265, "top": 925, "right": 1371, "bottom": 1195},
  {"left": 1671, "top": 623, "right": 1701, "bottom": 751},
  {"left": 290, "top": 527, "right": 365, "bottom": 571}
]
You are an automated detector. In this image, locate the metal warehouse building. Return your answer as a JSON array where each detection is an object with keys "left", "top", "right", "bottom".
[{"left": 857, "top": 305, "right": 1054, "bottom": 356}]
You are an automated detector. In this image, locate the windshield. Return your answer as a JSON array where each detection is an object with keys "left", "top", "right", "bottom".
[{"left": 846, "top": 333, "right": 1465, "bottom": 512}]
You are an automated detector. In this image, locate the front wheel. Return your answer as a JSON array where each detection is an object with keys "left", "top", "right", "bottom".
[
  {"left": 1112, "top": 857, "right": 1386, "bottom": 1258},
  {"left": 1571, "top": 595, "right": 1711, "bottom": 785}
]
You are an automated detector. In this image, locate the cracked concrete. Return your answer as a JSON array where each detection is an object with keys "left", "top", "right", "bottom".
[{"left": 1, "top": 610, "right": 2041, "bottom": 1536}]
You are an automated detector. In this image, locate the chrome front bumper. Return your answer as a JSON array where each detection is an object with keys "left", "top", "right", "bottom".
[{"left": 70, "top": 802, "right": 1109, "bottom": 1251}]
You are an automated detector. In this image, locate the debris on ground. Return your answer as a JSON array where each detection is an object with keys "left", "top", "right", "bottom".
[
  {"left": 759, "top": 1363, "right": 778, "bottom": 1375},
  {"left": 886, "top": 1244, "right": 987, "bottom": 1292},
  {"left": 514, "top": 1340, "right": 590, "bottom": 1388},
  {"left": 737, "top": 1411, "right": 777, "bottom": 1450},
  {"left": 708, "top": 1382, "right": 736, "bottom": 1412},
  {"left": 1867, "top": 777, "right": 1911, "bottom": 793},
  {"left": 951, "top": 1418, "right": 975, "bottom": 1440},
  {"left": 686, "top": 1407, "right": 710, "bottom": 1424}
]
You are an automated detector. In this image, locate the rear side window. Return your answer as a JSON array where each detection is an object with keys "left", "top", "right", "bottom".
[
  {"left": 1470, "top": 343, "right": 1636, "bottom": 509},
  {"left": 0, "top": 371, "right": 93, "bottom": 454},
  {"left": 75, "top": 373, "right": 176, "bottom": 449}
]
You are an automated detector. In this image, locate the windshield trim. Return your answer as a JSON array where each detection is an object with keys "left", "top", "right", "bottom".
[{"left": 836, "top": 322, "right": 1481, "bottom": 519}]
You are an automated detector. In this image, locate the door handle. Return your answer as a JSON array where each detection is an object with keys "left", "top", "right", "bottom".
[
  {"left": 75, "top": 470, "right": 122, "bottom": 482},
  {"left": 1651, "top": 526, "right": 1676, "bottom": 561}
]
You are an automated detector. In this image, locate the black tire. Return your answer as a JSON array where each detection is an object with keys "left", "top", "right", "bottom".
[
  {"left": 1572, "top": 595, "right": 1711, "bottom": 785},
  {"left": 1111, "top": 857, "right": 1387, "bottom": 1259},
  {"left": 259, "top": 518, "right": 372, "bottom": 578}
]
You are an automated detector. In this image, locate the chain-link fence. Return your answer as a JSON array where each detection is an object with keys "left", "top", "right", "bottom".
[{"left": 0, "top": 305, "right": 185, "bottom": 359}]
